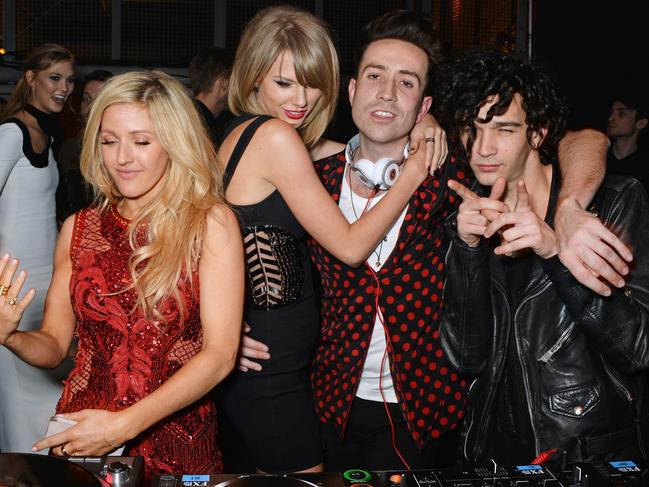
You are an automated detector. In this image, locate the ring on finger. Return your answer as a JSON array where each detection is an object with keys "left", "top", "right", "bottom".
[
  {"left": 0, "top": 285, "right": 9, "bottom": 296},
  {"left": 425, "top": 137, "right": 435, "bottom": 143},
  {"left": 7, "top": 297, "right": 17, "bottom": 306}
]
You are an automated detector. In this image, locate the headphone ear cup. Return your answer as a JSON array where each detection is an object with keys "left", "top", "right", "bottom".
[
  {"left": 353, "top": 159, "right": 379, "bottom": 189},
  {"left": 375, "top": 157, "right": 400, "bottom": 188}
]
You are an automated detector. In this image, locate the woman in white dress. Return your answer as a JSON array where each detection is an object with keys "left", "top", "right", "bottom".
[{"left": 0, "top": 44, "right": 75, "bottom": 453}]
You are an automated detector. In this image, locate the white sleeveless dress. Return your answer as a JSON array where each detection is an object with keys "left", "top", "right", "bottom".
[{"left": 0, "top": 120, "right": 70, "bottom": 453}]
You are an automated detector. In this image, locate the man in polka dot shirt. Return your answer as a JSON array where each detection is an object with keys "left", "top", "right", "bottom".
[{"left": 239, "top": 9, "right": 625, "bottom": 473}]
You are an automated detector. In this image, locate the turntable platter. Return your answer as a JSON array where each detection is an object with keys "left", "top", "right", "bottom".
[
  {"left": 0, "top": 453, "right": 102, "bottom": 487},
  {"left": 216, "top": 475, "right": 319, "bottom": 487}
]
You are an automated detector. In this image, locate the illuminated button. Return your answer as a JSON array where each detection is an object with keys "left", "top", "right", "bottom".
[
  {"left": 343, "top": 469, "right": 372, "bottom": 482},
  {"left": 389, "top": 473, "right": 402, "bottom": 484}
]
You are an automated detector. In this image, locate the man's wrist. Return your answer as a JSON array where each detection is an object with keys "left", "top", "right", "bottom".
[
  {"left": 1, "top": 329, "right": 19, "bottom": 348},
  {"left": 556, "top": 195, "right": 583, "bottom": 213}
]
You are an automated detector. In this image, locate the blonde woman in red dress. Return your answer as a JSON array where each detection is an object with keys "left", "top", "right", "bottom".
[{"left": 0, "top": 71, "right": 244, "bottom": 481}]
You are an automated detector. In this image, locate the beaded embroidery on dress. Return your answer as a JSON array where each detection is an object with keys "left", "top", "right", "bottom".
[
  {"left": 242, "top": 224, "right": 305, "bottom": 310},
  {"left": 57, "top": 206, "right": 221, "bottom": 480}
]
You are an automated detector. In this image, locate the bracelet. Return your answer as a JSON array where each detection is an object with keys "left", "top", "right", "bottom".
[{"left": 103, "top": 427, "right": 115, "bottom": 450}]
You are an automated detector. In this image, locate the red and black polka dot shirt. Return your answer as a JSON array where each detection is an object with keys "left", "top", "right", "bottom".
[{"left": 308, "top": 137, "right": 472, "bottom": 447}]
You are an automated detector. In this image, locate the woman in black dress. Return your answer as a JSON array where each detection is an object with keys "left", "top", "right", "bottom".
[{"left": 217, "top": 5, "right": 442, "bottom": 473}]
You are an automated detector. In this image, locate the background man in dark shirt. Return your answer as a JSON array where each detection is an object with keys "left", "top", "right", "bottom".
[
  {"left": 606, "top": 84, "right": 648, "bottom": 190},
  {"left": 188, "top": 47, "right": 233, "bottom": 144}
]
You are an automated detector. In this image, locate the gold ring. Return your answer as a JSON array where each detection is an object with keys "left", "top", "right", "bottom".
[
  {"left": 7, "top": 297, "right": 17, "bottom": 306},
  {"left": 425, "top": 137, "right": 435, "bottom": 143},
  {"left": 0, "top": 285, "right": 9, "bottom": 296}
]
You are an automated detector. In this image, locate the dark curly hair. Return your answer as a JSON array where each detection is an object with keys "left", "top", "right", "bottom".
[{"left": 437, "top": 49, "right": 567, "bottom": 164}]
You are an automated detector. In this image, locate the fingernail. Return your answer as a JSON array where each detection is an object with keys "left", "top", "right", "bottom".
[{"left": 32, "top": 446, "right": 37, "bottom": 451}]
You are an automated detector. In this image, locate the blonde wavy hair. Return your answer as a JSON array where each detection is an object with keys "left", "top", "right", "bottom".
[
  {"left": 80, "top": 70, "right": 225, "bottom": 322},
  {"left": 228, "top": 5, "right": 340, "bottom": 148}
]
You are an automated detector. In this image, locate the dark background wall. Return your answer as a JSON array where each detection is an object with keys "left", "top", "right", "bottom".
[
  {"left": 2, "top": 1, "right": 647, "bottom": 133},
  {"left": 535, "top": 0, "right": 649, "bottom": 131}
]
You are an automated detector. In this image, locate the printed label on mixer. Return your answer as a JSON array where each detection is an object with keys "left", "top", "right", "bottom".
[{"left": 515, "top": 465, "right": 544, "bottom": 475}]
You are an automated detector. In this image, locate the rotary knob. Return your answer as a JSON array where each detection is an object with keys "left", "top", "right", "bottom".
[{"left": 107, "top": 461, "right": 130, "bottom": 486}]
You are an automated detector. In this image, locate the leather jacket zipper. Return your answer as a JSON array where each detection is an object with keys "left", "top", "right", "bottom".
[
  {"left": 539, "top": 323, "right": 576, "bottom": 363},
  {"left": 602, "top": 360, "right": 633, "bottom": 403},
  {"left": 464, "top": 279, "right": 512, "bottom": 461},
  {"left": 513, "top": 279, "right": 553, "bottom": 455},
  {"left": 463, "top": 378, "right": 479, "bottom": 461}
]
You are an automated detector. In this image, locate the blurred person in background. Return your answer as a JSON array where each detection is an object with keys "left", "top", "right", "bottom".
[
  {"left": 606, "top": 83, "right": 649, "bottom": 191},
  {"left": 189, "top": 47, "right": 234, "bottom": 145},
  {"left": 0, "top": 43, "right": 75, "bottom": 454},
  {"left": 57, "top": 69, "right": 113, "bottom": 222}
]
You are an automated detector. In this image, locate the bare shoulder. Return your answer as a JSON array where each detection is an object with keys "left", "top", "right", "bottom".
[
  {"left": 310, "top": 138, "right": 345, "bottom": 161},
  {"left": 206, "top": 203, "right": 238, "bottom": 227},
  {"left": 219, "top": 117, "right": 306, "bottom": 164},
  {"left": 201, "top": 205, "right": 243, "bottom": 272},
  {"left": 253, "top": 117, "right": 305, "bottom": 149},
  {"left": 204, "top": 204, "right": 241, "bottom": 244},
  {"left": 58, "top": 214, "right": 76, "bottom": 250},
  {"left": 52, "top": 213, "right": 76, "bottom": 271}
]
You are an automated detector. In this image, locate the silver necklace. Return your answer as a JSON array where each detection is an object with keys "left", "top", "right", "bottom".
[{"left": 349, "top": 173, "right": 387, "bottom": 267}]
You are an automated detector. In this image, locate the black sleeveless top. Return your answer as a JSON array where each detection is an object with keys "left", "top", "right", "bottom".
[{"left": 223, "top": 114, "right": 319, "bottom": 374}]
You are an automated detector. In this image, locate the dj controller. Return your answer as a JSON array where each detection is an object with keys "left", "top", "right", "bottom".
[
  {"left": 0, "top": 453, "right": 645, "bottom": 487},
  {"left": 152, "top": 461, "right": 648, "bottom": 487},
  {"left": 0, "top": 453, "right": 143, "bottom": 487}
]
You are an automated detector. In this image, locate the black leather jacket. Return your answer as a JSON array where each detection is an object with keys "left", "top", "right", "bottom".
[{"left": 441, "top": 171, "right": 649, "bottom": 464}]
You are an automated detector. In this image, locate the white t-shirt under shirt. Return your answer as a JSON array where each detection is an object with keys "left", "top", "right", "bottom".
[{"left": 338, "top": 162, "right": 408, "bottom": 403}]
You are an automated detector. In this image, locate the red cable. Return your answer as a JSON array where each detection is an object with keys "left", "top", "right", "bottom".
[
  {"left": 531, "top": 448, "right": 558, "bottom": 465},
  {"left": 358, "top": 188, "right": 412, "bottom": 471},
  {"left": 371, "top": 265, "right": 412, "bottom": 471}
]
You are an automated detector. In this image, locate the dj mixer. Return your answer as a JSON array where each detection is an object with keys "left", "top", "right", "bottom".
[{"left": 1, "top": 453, "right": 645, "bottom": 486}]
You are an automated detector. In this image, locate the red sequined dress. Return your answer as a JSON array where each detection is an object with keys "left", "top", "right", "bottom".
[{"left": 56, "top": 206, "right": 222, "bottom": 479}]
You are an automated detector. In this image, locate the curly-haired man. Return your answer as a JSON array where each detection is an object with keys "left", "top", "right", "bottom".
[{"left": 440, "top": 50, "right": 649, "bottom": 466}]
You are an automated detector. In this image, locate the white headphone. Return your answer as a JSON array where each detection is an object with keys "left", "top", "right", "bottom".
[
  {"left": 352, "top": 157, "right": 401, "bottom": 190},
  {"left": 346, "top": 136, "right": 411, "bottom": 191}
]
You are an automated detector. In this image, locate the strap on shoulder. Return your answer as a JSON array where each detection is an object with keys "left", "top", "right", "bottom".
[{"left": 223, "top": 115, "right": 273, "bottom": 189}]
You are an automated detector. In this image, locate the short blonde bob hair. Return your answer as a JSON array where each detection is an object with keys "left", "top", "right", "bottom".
[
  {"left": 81, "top": 70, "right": 225, "bottom": 322},
  {"left": 228, "top": 5, "right": 340, "bottom": 148}
]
